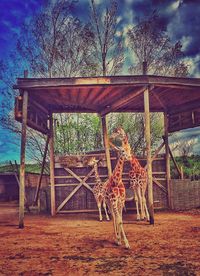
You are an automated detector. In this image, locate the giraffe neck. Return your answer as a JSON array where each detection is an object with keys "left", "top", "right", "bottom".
[
  {"left": 112, "top": 155, "right": 124, "bottom": 185},
  {"left": 94, "top": 164, "right": 102, "bottom": 185},
  {"left": 131, "top": 154, "right": 141, "bottom": 169}
]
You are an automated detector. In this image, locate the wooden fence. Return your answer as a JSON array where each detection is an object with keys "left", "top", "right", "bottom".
[
  {"left": 170, "top": 179, "right": 200, "bottom": 210},
  {"left": 0, "top": 172, "right": 50, "bottom": 212},
  {"left": 54, "top": 151, "right": 168, "bottom": 213}
]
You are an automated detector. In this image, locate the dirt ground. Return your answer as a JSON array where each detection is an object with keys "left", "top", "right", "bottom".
[{"left": 0, "top": 203, "right": 200, "bottom": 276}]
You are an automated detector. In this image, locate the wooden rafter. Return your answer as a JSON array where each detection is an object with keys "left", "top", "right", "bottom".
[
  {"left": 152, "top": 89, "right": 167, "bottom": 112},
  {"left": 100, "top": 85, "right": 147, "bottom": 116}
]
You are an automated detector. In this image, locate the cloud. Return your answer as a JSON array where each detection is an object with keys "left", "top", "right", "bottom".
[
  {"left": 169, "top": 126, "right": 200, "bottom": 155},
  {"left": 167, "top": 1, "right": 200, "bottom": 56},
  {"left": 0, "top": 0, "right": 42, "bottom": 59},
  {"left": 167, "top": 0, "right": 180, "bottom": 12},
  {"left": 117, "top": 0, "right": 200, "bottom": 75},
  {"left": 184, "top": 54, "right": 200, "bottom": 77}
]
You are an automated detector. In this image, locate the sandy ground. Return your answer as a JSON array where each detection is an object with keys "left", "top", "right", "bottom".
[{"left": 0, "top": 203, "right": 200, "bottom": 276}]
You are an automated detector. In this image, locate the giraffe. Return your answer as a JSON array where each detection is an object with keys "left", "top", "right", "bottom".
[
  {"left": 88, "top": 157, "right": 110, "bottom": 221},
  {"left": 129, "top": 155, "right": 150, "bottom": 221},
  {"left": 105, "top": 133, "right": 132, "bottom": 249},
  {"left": 111, "top": 127, "right": 149, "bottom": 221}
]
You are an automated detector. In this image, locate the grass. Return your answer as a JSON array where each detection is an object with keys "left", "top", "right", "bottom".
[{"left": 0, "top": 163, "right": 44, "bottom": 174}]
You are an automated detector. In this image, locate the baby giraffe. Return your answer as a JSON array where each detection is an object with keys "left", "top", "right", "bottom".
[
  {"left": 88, "top": 157, "right": 110, "bottom": 221},
  {"left": 105, "top": 135, "right": 132, "bottom": 249}
]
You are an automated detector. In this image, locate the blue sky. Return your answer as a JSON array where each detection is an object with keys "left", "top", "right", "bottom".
[{"left": 0, "top": 0, "right": 200, "bottom": 162}]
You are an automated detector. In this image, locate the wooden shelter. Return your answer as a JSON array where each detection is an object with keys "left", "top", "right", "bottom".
[{"left": 14, "top": 74, "right": 200, "bottom": 228}]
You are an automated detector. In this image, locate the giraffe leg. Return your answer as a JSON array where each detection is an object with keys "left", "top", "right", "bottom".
[
  {"left": 107, "top": 199, "right": 118, "bottom": 243},
  {"left": 134, "top": 191, "right": 141, "bottom": 220},
  {"left": 112, "top": 209, "right": 119, "bottom": 245},
  {"left": 143, "top": 195, "right": 150, "bottom": 221},
  {"left": 118, "top": 205, "right": 130, "bottom": 249},
  {"left": 112, "top": 201, "right": 121, "bottom": 246},
  {"left": 115, "top": 212, "right": 122, "bottom": 246},
  {"left": 103, "top": 200, "right": 110, "bottom": 221},
  {"left": 138, "top": 188, "right": 145, "bottom": 220},
  {"left": 97, "top": 200, "right": 103, "bottom": 221}
]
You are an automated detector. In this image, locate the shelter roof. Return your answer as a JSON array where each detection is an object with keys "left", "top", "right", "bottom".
[{"left": 14, "top": 75, "right": 200, "bottom": 115}]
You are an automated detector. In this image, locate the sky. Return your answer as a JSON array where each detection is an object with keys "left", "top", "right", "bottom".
[{"left": 0, "top": 0, "right": 200, "bottom": 162}]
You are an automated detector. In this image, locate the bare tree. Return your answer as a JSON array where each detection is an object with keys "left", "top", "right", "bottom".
[
  {"left": 127, "top": 12, "right": 188, "bottom": 76},
  {"left": 171, "top": 138, "right": 196, "bottom": 158},
  {"left": 17, "top": 0, "right": 94, "bottom": 78},
  {"left": 0, "top": 0, "right": 97, "bottom": 164},
  {"left": 90, "top": 0, "right": 124, "bottom": 76}
]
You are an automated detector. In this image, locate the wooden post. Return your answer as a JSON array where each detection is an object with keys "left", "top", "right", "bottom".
[
  {"left": 19, "top": 90, "right": 28, "bottom": 228},
  {"left": 143, "top": 61, "right": 147, "bottom": 75},
  {"left": 164, "top": 113, "right": 171, "bottom": 208},
  {"left": 49, "top": 114, "right": 56, "bottom": 216},
  {"left": 180, "top": 166, "right": 184, "bottom": 180},
  {"left": 101, "top": 116, "right": 112, "bottom": 177},
  {"left": 33, "top": 134, "right": 50, "bottom": 205},
  {"left": 144, "top": 86, "right": 154, "bottom": 225}
]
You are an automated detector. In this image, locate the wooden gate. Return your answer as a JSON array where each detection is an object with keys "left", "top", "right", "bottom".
[{"left": 54, "top": 151, "right": 168, "bottom": 213}]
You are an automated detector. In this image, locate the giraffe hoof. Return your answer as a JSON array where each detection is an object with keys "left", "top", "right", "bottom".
[
  {"left": 115, "top": 240, "right": 121, "bottom": 246},
  {"left": 125, "top": 244, "right": 130, "bottom": 249}
]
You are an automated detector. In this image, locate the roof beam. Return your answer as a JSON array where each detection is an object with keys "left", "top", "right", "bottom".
[
  {"left": 151, "top": 88, "right": 167, "bottom": 112},
  {"left": 168, "top": 99, "right": 200, "bottom": 115},
  {"left": 14, "top": 75, "right": 200, "bottom": 90},
  {"left": 93, "top": 86, "right": 119, "bottom": 105},
  {"left": 100, "top": 85, "right": 147, "bottom": 116},
  {"left": 50, "top": 107, "right": 97, "bottom": 113}
]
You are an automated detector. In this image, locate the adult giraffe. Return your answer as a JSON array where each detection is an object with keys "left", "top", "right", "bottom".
[
  {"left": 111, "top": 127, "right": 149, "bottom": 221},
  {"left": 105, "top": 132, "right": 132, "bottom": 249}
]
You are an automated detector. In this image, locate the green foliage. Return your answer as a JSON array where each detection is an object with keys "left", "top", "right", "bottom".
[
  {"left": 0, "top": 163, "right": 41, "bottom": 174},
  {"left": 54, "top": 113, "right": 102, "bottom": 154},
  {"left": 171, "top": 155, "right": 200, "bottom": 179},
  {"left": 108, "top": 112, "right": 163, "bottom": 155}
]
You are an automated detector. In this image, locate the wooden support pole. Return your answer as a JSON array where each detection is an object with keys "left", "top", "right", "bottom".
[
  {"left": 19, "top": 90, "right": 28, "bottom": 228},
  {"left": 162, "top": 136, "right": 182, "bottom": 179},
  {"left": 144, "top": 141, "right": 165, "bottom": 169},
  {"left": 33, "top": 134, "right": 50, "bottom": 205},
  {"left": 144, "top": 86, "right": 154, "bottom": 225},
  {"left": 101, "top": 116, "right": 112, "bottom": 177},
  {"left": 164, "top": 113, "right": 171, "bottom": 208},
  {"left": 180, "top": 166, "right": 184, "bottom": 179},
  {"left": 49, "top": 114, "right": 56, "bottom": 216}
]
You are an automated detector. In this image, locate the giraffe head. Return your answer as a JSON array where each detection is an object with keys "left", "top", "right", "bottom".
[
  {"left": 87, "top": 157, "right": 102, "bottom": 167},
  {"left": 110, "top": 127, "right": 128, "bottom": 146},
  {"left": 87, "top": 157, "right": 98, "bottom": 166}
]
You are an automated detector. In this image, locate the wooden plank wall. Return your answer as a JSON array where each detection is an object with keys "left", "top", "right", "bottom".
[
  {"left": 170, "top": 179, "right": 200, "bottom": 210},
  {"left": 54, "top": 151, "right": 168, "bottom": 213}
]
